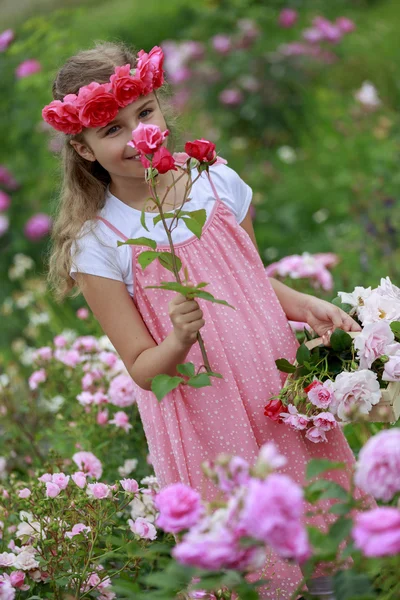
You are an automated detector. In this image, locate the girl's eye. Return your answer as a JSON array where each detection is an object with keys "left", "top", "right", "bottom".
[
  {"left": 105, "top": 125, "right": 120, "bottom": 136},
  {"left": 139, "top": 108, "right": 153, "bottom": 119}
]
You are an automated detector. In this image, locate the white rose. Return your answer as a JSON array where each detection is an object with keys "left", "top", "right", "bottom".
[
  {"left": 332, "top": 370, "right": 381, "bottom": 421},
  {"left": 376, "top": 277, "right": 400, "bottom": 301},
  {"left": 0, "top": 552, "right": 15, "bottom": 567},
  {"left": 13, "top": 547, "right": 40, "bottom": 571},
  {"left": 338, "top": 286, "right": 372, "bottom": 313},
  {"left": 358, "top": 291, "right": 400, "bottom": 325}
]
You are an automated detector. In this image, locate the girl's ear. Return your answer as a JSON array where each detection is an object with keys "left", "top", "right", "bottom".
[{"left": 69, "top": 139, "right": 96, "bottom": 162}]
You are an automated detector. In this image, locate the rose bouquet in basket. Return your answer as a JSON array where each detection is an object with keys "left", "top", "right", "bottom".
[{"left": 265, "top": 277, "right": 400, "bottom": 442}]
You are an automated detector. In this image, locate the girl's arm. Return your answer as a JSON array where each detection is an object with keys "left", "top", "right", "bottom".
[
  {"left": 239, "top": 208, "right": 310, "bottom": 322},
  {"left": 75, "top": 274, "right": 203, "bottom": 391}
]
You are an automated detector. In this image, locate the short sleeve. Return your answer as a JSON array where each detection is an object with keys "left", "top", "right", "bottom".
[
  {"left": 70, "top": 220, "right": 124, "bottom": 282},
  {"left": 207, "top": 164, "right": 253, "bottom": 223}
]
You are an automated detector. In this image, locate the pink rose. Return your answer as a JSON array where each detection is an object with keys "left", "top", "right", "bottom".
[
  {"left": 312, "top": 412, "right": 336, "bottom": 432},
  {"left": 76, "top": 307, "right": 89, "bottom": 319},
  {"left": 305, "top": 379, "right": 335, "bottom": 409},
  {"left": 96, "top": 408, "right": 109, "bottom": 426},
  {"left": 383, "top": 354, "right": 400, "bottom": 381},
  {"left": 72, "top": 451, "right": 103, "bottom": 479},
  {"left": 136, "top": 46, "right": 164, "bottom": 92},
  {"left": 18, "top": 488, "right": 31, "bottom": 499},
  {"left": 0, "top": 191, "right": 10, "bottom": 211},
  {"left": 305, "top": 426, "right": 328, "bottom": 443},
  {"left": 128, "top": 517, "right": 157, "bottom": 540},
  {"left": 280, "top": 404, "right": 310, "bottom": 430},
  {"left": 0, "top": 165, "right": 18, "bottom": 190},
  {"left": 42, "top": 95, "right": 81, "bottom": 135},
  {"left": 76, "top": 82, "right": 119, "bottom": 128},
  {"left": 336, "top": 17, "right": 356, "bottom": 34},
  {"left": 33, "top": 346, "right": 52, "bottom": 362},
  {"left": 108, "top": 374, "right": 136, "bottom": 407},
  {"left": 9, "top": 570, "right": 26, "bottom": 588},
  {"left": 155, "top": 483, "right": 204, "bottom": 534},
  {"left": 38, "top": 473, "right": 52, "bottom": 483},
  {"left": 185, "top": 139, "right": 216, "bottom": 163},
  {"left": 72, "top": 335, "right": 99, "bottom": 352},
  {"left": 120, "top": 478, "right": 139, "bottom": 493},
  {"left": 28, "top": 368, "right": 46, "bottom": 390},
  {"left": 56, "top": 349, "right": 81, "bottom": 368},
  {"left": 65, "top": 523, "right": 91, "bottom": 539},
  {"left": 54, "top": 334, "right": 67, "bottom": 348},
  {"left": 129, "top": 122, "right": 169, "bottom": 155},
  {"left": 72, "top": 471, "right": 87, "bottom": 488},
  {"left": 15, "top": 59, "right": 41, "bottom": 78},
  {"left": 24, "top": 213, "right": 52, "bottom": 241},
  {"left": 0, "top": 215, "right": 9, "bottom": 237},
  {"left": 45, "top": 482, "right": 61, "bottom": 498},
  {"left": 87, "top": 482, "right": 111, "bottom": 499},
  {"left": 312, "top": 17, "right": 342, "bottom": 44},
  {"left": 353, "top": 508, "right": 400, "bottom": 557},
  {"left": 109, "top": 410, "right": 132, "bottom": 433},
  {"left": 211, "top": 35, "right": 232, "bottom": 54},
  {"left": 219, "top": 89, "right": 244, "bottom": 106},
  {"left": 110, "top": 64, "right": 145, "bottom": 107},
  {"left": 354, "top": 428, "right": 400, "bottom": 502},
  {"left": 99, "top": 351, "right": 118, "bottom": 368},
  {"left": 173, "top": 152, "right": 191, "bottom": 167},
  {"left": 51, "top": 473, "right": 69, "bottom": 490},
  {"left": 354, "top": 321, "right": 396, "bottom": 369},
  {"left": 0, "top": 29, "right": 14, "bottom": 52},
  {"left": 213, "top": 456, "right": 250, "bottom": 494},
  {"left": 278, "top": 9, "right": 298, "bottom": 28},
  {"left": 331, "top": 369, "right": 381, "bottom": 421}
]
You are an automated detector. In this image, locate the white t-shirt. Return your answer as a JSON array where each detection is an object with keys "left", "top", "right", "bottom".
[{"left": 70, "top": 164, "right": 252, "bottom": 298}]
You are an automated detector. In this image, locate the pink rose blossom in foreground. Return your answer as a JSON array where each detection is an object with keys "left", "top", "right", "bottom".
[
  {"left": 18, "top": 488, "right": 31, "bottom": 499},
  {"left": 354, "top": 428, "right": 400, "bottom": 501},
  {"left": 28, "top": 368, "right": 46, "bottom": 390},
  {"left": 45, "top": 482, "right": 61, "bottom": 498},
  {"left": 72, "top": 451, "right": 103, "bottom": 479},
  {"left": 0, "top": 29, "right": 14, "bottom": 52},
  {"left": 51, "top": 473, "right": 69, "bottom": 490},
  {"left": 0, "top": 191, "right": 10, "bottom": 212},
  {"left": 109, "top": 410, "right": 132, "bottom": 432},
  {"left": 9, "top": 570, "right": 27, "bottom": 589},
  {"left": 128, "top": 122, "right": 169, "bottom": 155},
  {"left": 256, "top": 442, "right": 287, "bottom": 472},
  {"left": 128, "top": 517, "right": 157, "bottom": 540},
  {"left": 280, "top": 404, "right": 310, "bottom": 430},
  {"left": 0, "top": 579, "right": 15, "bottom": 599},
  {"left": 24, "top": 213, "right": 52, "bottom": 241},
  {"left": 71, "top": 471, "right": 87, "bottom": 488},
  {"left": 305, "top": 379, "right": 335, "bottom": 409},
  {"left": 76, "top": 307, "right": 89, "bottom": 319},
  {"left": 16, "top": 59, "right": 42, "bottom": 78},
  {"left": 38, "top": 473, "right": 52, "bottom": 483},
  {"left": 87, "top": 482, "right": 111, "bottom": 499},
  {"left": 108, "top": 374, "right": 136, "bottom": 407},
  {"left": 278, "top": 8, "right": 298, "bottom": 28},
  {"left": 353, "top": 508, "right": 400, "bottom": 557},
  {"left": 305, "top": 426, "right": 328, "bottom": 443},
  {"left": 214, "top": 456, "right": 250, "bottom": 494},
  {"left": 331, "top": 369, "right": 381, "bottom": 421},
  {"left": 120, "top": 478, "right": 139, "bottom": 494},
  {"left": 155, "top": 483, "right": 204, "bottom": 534},
  {"left": 312, "top": 412, "right": 337, "bottom": 432},
  {"left": 0, "top": 215, "right": 9, "bottom": 237}
]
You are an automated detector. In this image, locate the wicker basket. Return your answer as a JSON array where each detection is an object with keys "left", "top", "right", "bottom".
[{"left": 301, "top": 332, "right": 400, "bottom": 423}]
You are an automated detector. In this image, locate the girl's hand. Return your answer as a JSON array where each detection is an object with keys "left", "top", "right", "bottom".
[
  {"left": 303, "top": 296, "right": 361, "bottom": 345},
  {"left": 169, "top": 293, "right": 205, "bottom": 348}
]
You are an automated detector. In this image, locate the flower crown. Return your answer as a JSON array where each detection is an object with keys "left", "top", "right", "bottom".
[{"left": 42, "top": 46, "right": 164, "bottom": 135}]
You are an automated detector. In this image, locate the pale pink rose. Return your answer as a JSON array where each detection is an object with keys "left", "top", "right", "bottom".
[
  {"left": 76, "top": 307, "right": 89, "bottom": 319},
  {"left": 311, "top": 412, "right": 336, "bottom": 432},
  {"left": 24, "top": 213, "right": 52, "bottom": 241},
  {"left": 120, "top": 478, "right": 139, "bottom": 494},
  {"left": 0, "top": 579, "right": 15, "bottom": 599},
  {"left": 45, "top": 482, "right": 61, "bottom": 498},
  {"left": 38, "top": 473, "right": 52, "bottom": 483},
  {"left": 0, "top": 553, "right": 15, "bottom": 567},
  {"left": 305, "top": 379, "right": 335, "bottom": 409},
  {"left": 87, "top": 482, "right": 111, "bottom": 499},
  {"left": 353, "top": 508, "right": 400, "bottom": 557},
  {"left": 0, "top": 215, "right": 9, "bottom": 237},
  {"left": 18, "top": 488, "right": 31, "bottom": 499},
  {"left": 383, "top": 354, "right": 400, "bottom": 381},
  {"left": 53, "top": 334, "right": 67, "bottom": 348},
  {"left": 73, "top": 335, "right": 99, "bottom": 352},
  {"left": 212, "top": 456, "right": 250, "bottom": 494},
  {"left": 28, "top": 369, "right": 46, "bottom": 390},
  {"left": 376, "top": 276, "right": 400, "bottom": 300},
  {"left": 72, "top": 451, "right": 103, "bottom": 479},
  {"left": 108, "top": 374, "right": 136, "bottom": 407},
  {"left": 9, "top": 570, "right": 26, "bottom": 589},
  {"left": 278, "top": 8, "right": 298, "bottom": 28},
  {"left": 128, "top": 517, "right": 157, "bottom": 540},
  {"left": 354, "top": 428, "right": 400, "bottom": 501},
  {"left": 0, "top": 29, "right": 14, "bottom": 52},
  {"left": 128, "top": 123, "right": 169, "bottom": 155},
  {"left": 312, "top": 17, "right": 342, "bottom": 43},
  {"left": 65, "top": 523, "right": 91, "bottom": 539},
  {"left": 256, "top": 442, "right": 287, "bottom": 471},
  {"left": 33, "top": 346, "right": 52, "bottom": 362},
  {"left": 336, "top": 17, "right": 356, "bottom": 33},
  {"left": 353, "top": 321, "right": 396, "bottom": 369},
  {"left": 109, "top": 410, "right": 132, "bottom": 432},
  {"left": 331, "top": 370, "right": 381, "bottom": 421},
  {"left": 172, "top": 152, "right": 191, "bottom": 167},
  {"left": 98, "top": 351, "right": 118, "bottom": 368},
  {"left": 72, "top": 471, "right": 87, "bottom": 488},
  {"left": 51, "top": 473, "right": 69, "bottom": 490},
  {"left": 16, "top": 59, "right": 41, "bottom": 78},
  {"left": 97, "top": 409, "right": 109, "bottom": 426},
  {"left": 219, "top": 88, "right": 243, "bottom": 106},
  {"left": 56, "top": 349, "right": 81, "bottom": 367},
  {"left": 280, "top": 404, "right": 310, "bottom": 430},
  {"left": 77, "top": 391, "right": 95, "bottom": 406},
  {"left": 305, "top": 426, "right": 328, "bottom": 443},
  {"left": 155, "top": 483, "right": 203, "bottom": 534},
  {"left": 93, "top": 391, "right": 108, "bottom": 405},
  {"left": 211, "top": 34, "right": 232, "bottom": 54},
  {"left": 0, "top": 191, "right": 10, "bottom": 211},
  {"left": 302, "top": 28, "right": 324, "bottom": 44},
  {"left": 358, "top": 291, "right": 400, "bottom": 326}
]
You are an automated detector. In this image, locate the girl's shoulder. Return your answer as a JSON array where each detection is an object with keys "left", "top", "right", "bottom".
[{"left": 200, "top": 163, "right": 253, "bottom": 223}]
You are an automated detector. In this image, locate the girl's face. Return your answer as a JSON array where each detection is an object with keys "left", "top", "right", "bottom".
[{"left": 71, "top": 92, "right": 167, "bottom": 181}]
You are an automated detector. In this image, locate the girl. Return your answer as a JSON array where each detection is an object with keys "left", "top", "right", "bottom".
[{"left": 46, "top": 41, "right": 361, "bottom": 599}]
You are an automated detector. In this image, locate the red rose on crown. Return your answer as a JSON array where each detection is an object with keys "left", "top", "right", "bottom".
[
  {"left": 76, "top": 82, "right": 119, "bottom": 128},
  {"left": 41, "top": 94, "right": 81, "bottom": 135},
  {"left": 110, "top": 64, "right": 145, "bottom": 108}
]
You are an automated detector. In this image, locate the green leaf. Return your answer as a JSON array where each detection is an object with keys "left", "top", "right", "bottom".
[
  {"left": 194, "top": 290, "right": 235, "bottom": 309},
  {"left": 305, "top": 479, "right": 349, "bottom": 503},
  {"left": 176, "top": 362, "right": 195, "bottom": 377},
  {"left": 151, "top": 375, "right": 184, "bottom": 401},
  {"left": 157, "top": 252, "right": 182, "bottom": 273},
  {"left": 330, "top": 328, "right": 353, "bottom": 352},
  {"left": 182, "top": 216, "right": 203, "bottom": 239},
  {"left": 137, "top": 250, "right": 161, "bottom": 270},
  {"left": 140, "top": 205, "right": 149, "bottom": 232},
  {"left": 296, "top": 343, "right": 311, "bottom": 365},
  {"left": 328, "top": 516, "right": 353, "bottom": 545},
  {"left": 275, "top": 358, "right": 296, "bottom": 373},
  {"left": 146, "top": 281, "right": 189, "bottom": 294},
  {"left": 153, "top": 211, "right": 176, "bottom": 226},
  {"left": 329, "top": 502, "right": 352, "bottom": 515},
  {"left": 188, "top": 208, "right": 207, "bottom": 226},
  {"left": 186, "top": 373, "right": 212, "bottom": 388},
  {"left": 307, "top": 526, "right": 339, "bottom": 560},
  {"left": 117, "top": 236, "right": 157, "bottom": 249},
  {"left": 390, "top": 321, "right": 400, "bottom": 338},
  {"left": 333, "top": 570, "right": 376, "bottom": 600},
  {"left": 306, "top": 458, "right": 346, "bottom": 479}
]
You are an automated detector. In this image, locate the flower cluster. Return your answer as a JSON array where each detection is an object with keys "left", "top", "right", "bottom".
[
  {"left": 267, "top": 277, "right": 400, "bottom": 441},
  {"left": 42, "top": 46, "right": 164, "bottom": 134},
  {"left": 265, "top": 252, "right": 339, "bottom": 292}
]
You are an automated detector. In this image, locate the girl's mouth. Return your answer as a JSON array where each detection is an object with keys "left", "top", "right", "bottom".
[{"left": 126, "top": 154, "right": 141, "bottom": 161}]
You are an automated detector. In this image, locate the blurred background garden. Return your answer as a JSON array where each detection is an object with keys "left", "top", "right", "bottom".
[{"left": 0, "top": 0, "right": 399, "bottom": 597}]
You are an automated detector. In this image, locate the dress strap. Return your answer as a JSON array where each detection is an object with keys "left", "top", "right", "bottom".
[
  {"left": 95, "top": 216, "right": 128, "bottom": 241},
  {"left": 206, "top": 172, "right": 222, "bottom": 203}
]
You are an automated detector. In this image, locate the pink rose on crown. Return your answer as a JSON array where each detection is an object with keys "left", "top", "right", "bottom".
[
  {"left": 136, "top": 46, "right": 164, "bottom": 93},
  {"left": 42, "top": 94, "right": 81, "bottom": 135},
  {"left": 110, "top": 64, "right": 145, "bottom": 108},
  {"left": 76, "top": 82, "right": 119, "bottom": 128}
]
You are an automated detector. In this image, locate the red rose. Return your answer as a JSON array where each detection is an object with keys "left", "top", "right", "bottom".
[
  {"left": 136, "top": 46, "right": 164, "bottom": 94},
  {"left": 184, "top": 139, "right": 216, "bottom": 163},
  {"left": 152, "top": 147, "right": 177, "bottom": 174},
  {"left": 303, "top": 380, "right": 319, "bottom": 394},
  {"left": 77, "top": 82, "right": 119, "bottom": 128},
  {"left": 264, "top": 399, "right": 288, "bottom": 423},
  {"left": 110, "top": 64, "right": 145, "bottom": 108},
  {"left": 42, "top": 95, "right": 81, "bottom": 135}
]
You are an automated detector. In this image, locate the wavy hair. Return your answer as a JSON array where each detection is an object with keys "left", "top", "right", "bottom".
[{"left": 46, "top": 41, "right": 176, "bottom": 301}]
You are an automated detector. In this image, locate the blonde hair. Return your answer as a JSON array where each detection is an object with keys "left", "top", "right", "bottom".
[{"left": 46, "top": 41, "right": 176, "bottom": 302}]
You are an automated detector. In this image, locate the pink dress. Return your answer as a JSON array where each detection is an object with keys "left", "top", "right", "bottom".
[{"left": 96, "top": 175, "right": 359, "bottom": 599}]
